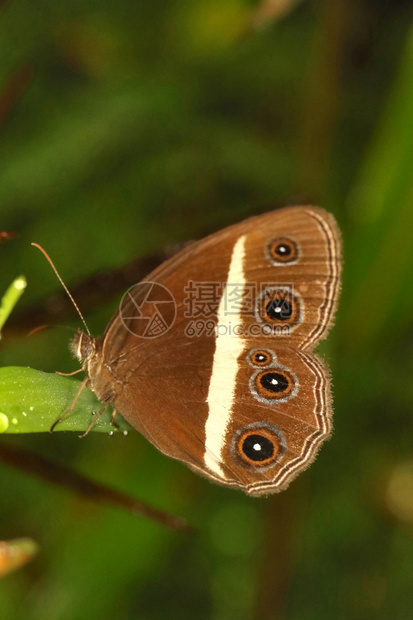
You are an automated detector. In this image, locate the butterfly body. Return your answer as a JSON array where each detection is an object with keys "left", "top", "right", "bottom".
[{"left": 72, "top": 206, "right": 342, "bottom": 496}]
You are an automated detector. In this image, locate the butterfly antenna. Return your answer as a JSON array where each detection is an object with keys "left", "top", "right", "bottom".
[{"left": 31, "top": 243, "right": 91, "bottom": 337}]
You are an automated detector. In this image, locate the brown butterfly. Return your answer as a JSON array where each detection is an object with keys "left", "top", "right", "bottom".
[{"left": 70, "top": 206, "right": 342, "bottom": 496}]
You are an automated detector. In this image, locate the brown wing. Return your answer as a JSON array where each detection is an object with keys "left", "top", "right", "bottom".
[
  {"left": 92, "top": 206, "right": 341, "bottom": 494},
  {"left": 105, "top": 335, "right": 214, "bottom": 471},
  {"left": 102, "top": 336, "right": 331, "bottom": 496},
  {"left": 213, "top": 340, "right": 332, "bottom": 496},
  {"left": 241, "top": 206, "right": 341, "bottom": 350},
  {"left": 102, "top": 205, "right": 341, "bottom": 362}
]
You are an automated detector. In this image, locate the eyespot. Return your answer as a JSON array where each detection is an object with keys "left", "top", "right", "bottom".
[
  {"left": 248, "top": 349, "right": 273, "bottom": 367},
  {"left": 250, "top": 367, "right": 297, "bottom": 404},
  {"left": 266, "top": 237, "right": 299, "bottom": 265},
  {"left": 256, "top": 287, "right": 301, "bottom": 327},
  {"left": 233, "top": 423, "right": 287, "bottom": 468}
]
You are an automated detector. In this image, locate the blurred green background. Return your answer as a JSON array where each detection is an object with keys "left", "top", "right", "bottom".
[{"left": 1, "top": 0, "right": 413, "bottom": 618}]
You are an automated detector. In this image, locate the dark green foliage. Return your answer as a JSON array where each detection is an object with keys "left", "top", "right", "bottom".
[{"left": 1, "top": 0, "right": 413, "bottom": 618}]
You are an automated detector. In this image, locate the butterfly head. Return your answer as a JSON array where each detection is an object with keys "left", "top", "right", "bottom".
[{"left": 70, "top": 330, "right": 96, "bottom": 366}]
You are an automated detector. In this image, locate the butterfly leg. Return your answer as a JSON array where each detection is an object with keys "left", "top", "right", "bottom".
[
  {"left": 110, "top": 409, "right": 119, "bottom": 430},
  {"left": 78, "top": 404, "right": 108, "bottom": 438},
  {"left": 50, "top": 376, "right": 88, "bottom": 432},
  {"left": 56, "top": 368, "right": 84, "bottom": 377}
]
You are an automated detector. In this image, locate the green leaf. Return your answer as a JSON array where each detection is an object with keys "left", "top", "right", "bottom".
[
  {"left": 341, "top": 26, "right": 413, "bottom": 350},
  {"left": 0, "top": 366, "right": 132, "bottom": 435},
  {"left": 0, "top": 276, "right": 27, "bottom": 336}
]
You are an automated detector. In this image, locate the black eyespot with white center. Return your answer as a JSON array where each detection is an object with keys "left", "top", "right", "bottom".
[
  {"left": 243, "top": 434, "right": 274, "bottom": 462},
  {"left": 232, "top": 423, "right": 287, "bottom": 468},
  {"left": 250, "top": 366, "right": 298, "bottom": 404},
  {"left": 248, "top": 349, "right": 274, "bottom": 368},
  {"left": 266, "top": 237, "right": 299, "bottom": 265},
  {"left": 257, "top": 369, "right": 294, "bottom": 398},
  {"left": 260, "top": 371, "right": 290, "bottom": 393},
  {"left": 265, "top": 297, "right": 293, "bottom": 321},
  {"left": 256, "top": 287, "right": 301, "bottom": 328}
]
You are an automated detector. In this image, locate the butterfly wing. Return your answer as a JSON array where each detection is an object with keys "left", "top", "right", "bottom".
[
  {"left": 206, "top": 340, "right": 332, "bottom": 495},
  {"left": 108, "top": 336, "right": 331, "bottom": 495},
  {"left": 240, "top": 206, "right": 341, "bottom": 350},
  {"left": 93, "top": 206, "right": 341, "bottom": 494},
  {"left": 101, "top": 205, "right": 341, "bottom": 359}
]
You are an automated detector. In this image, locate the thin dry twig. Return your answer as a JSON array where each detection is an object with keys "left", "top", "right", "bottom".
[
  {"left": 0, "top": 65, "right": 33, "bottom": 130},
  {"left": 0, "top": 538, "right": 38, "bottom": 576},
  {"left": 295, "top": 0, "right": 353, "bottom": 198},
  {"left": 252, "top": 490, "right": 297, "bottom": 619},
  {"left": 0, "top": 441, "right": 193, "bottom": 533},
  {"left": 251, "top": 0, "right": 304, "bottom": 31},
  {"left": 0, "top": 232, "right": 17, "bottom": 241}
]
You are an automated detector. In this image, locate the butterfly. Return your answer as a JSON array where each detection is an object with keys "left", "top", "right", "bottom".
[{"left": 70, "top": 206, "right": 342, "bottom": 496}]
